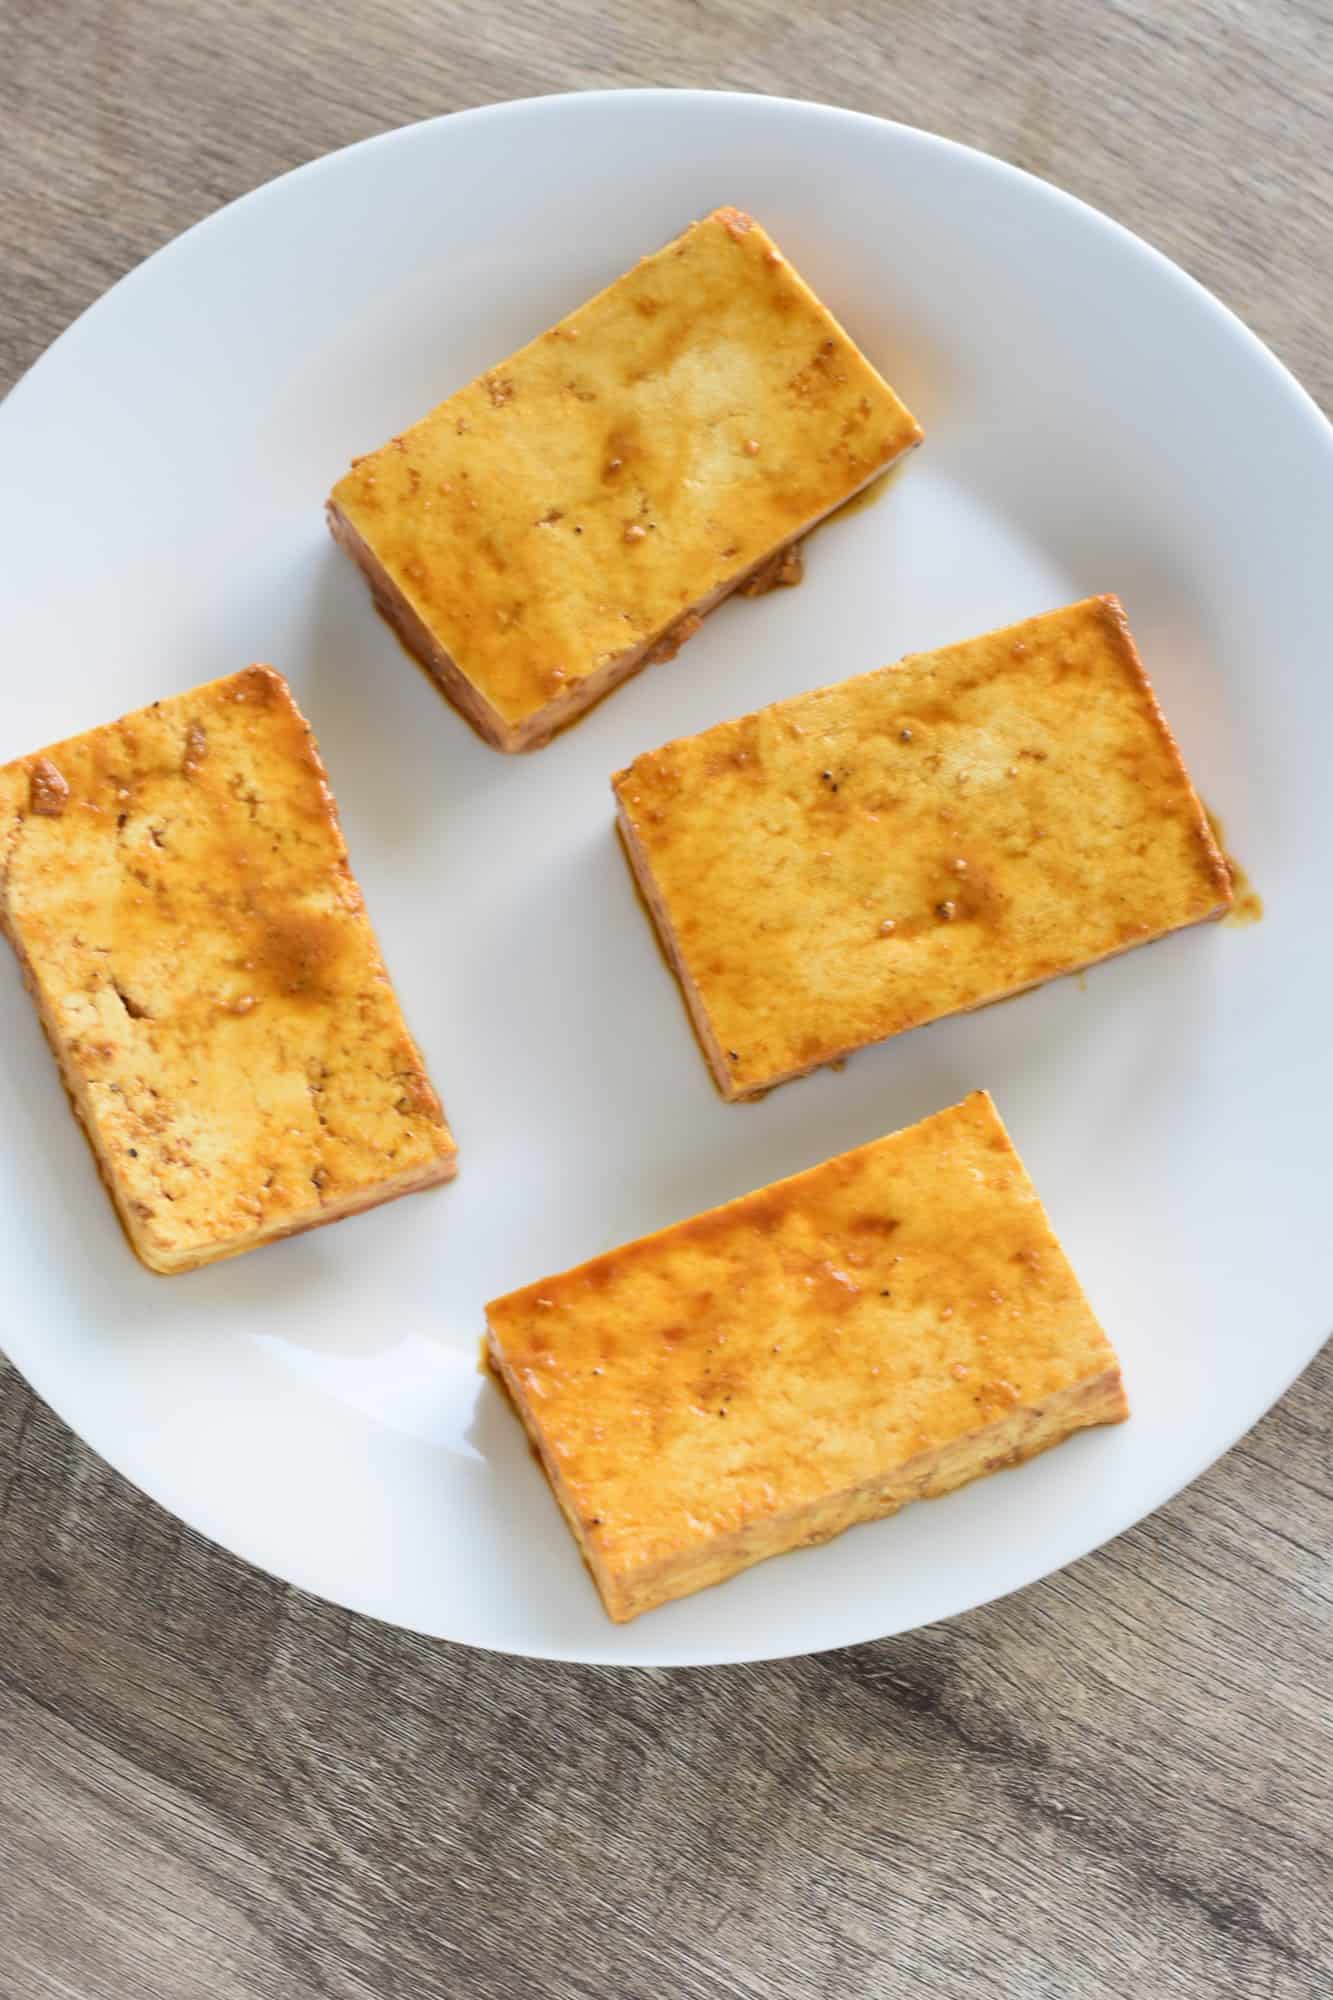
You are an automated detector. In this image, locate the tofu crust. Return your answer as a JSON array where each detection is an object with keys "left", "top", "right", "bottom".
[
  {"left": 613, "top": 595, "right": 1233, "bottom": 1100},
  {"left": 0, "top": 668, "right": 457, "bottom": 1273},
  {"left": 486, "top": 1091, "right": 1128, "bottom": 1623},
  {"left": 328, "top": 206, "right": 923, "bottom": 751}
]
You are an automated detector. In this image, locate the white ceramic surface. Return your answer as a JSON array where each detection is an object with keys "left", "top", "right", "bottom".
[{"left": 1, "top": 91, "right": 1329, "bottom": 1666}]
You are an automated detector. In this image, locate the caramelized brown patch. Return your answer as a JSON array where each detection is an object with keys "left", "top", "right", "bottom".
[
  {"left": 741, "top": 1194, "right": 790, "bottom": 1237},
  {"left": 642, "top": 612, "right": 703, "bottom": 666},
  {"left": 602, "top": 423, "right": 642, "bottom": 480},
  {"left": 231, "top": 665, "right": 282, "bottom": 707},
  {"left": 395, "top": 1070, "right": 443, "bottom": 1122},
  {"left": 738, "top": 542, "right": 805, "bottom": 597},
  {"left": 251, "top": 907, "right": 347, "bottom": 1001},
  {"left": 29, "top": 758, "right": 69, "bottom": 817}
]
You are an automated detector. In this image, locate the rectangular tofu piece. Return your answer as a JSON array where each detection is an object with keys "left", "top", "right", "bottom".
[
  {"left": 0, "top": 667, "right": 457, "bottom": 1274},
  {"left": 328, "top": 206, "right": 922, "bottom": 752},
  {"left": 487, "top": 1091, "right": 1128, "bottom": 1623},
  {"left": 614, "top": 595, "right": 1232, "bottom": 1100}
]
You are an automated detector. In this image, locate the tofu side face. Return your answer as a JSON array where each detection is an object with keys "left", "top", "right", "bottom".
[
  {"left": 614, "top": 596, "right": 1233, "bottom": 1098},
  {"left": 331, "top": 208, "right": 922, "bottom": 737},
  {"left": 0, "top": 668, "right": 457, "bottom": 1272},
  {"left": 486, "top": 1092, "right": 1127, "bottom": 1622}
]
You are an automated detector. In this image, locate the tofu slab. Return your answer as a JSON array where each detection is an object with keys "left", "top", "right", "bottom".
[
  {"left": 328, "top": 207, "right": 922, "bottom": 751},
  {"left": 487, "top": 1091, "right": 1127, "bottom": 1623},
  {"left": 614, "top": 595, "right": 1232, "bottom": 1100},
  {"left": 0, "top": 668, "right": 457, "bottom": 1273}
]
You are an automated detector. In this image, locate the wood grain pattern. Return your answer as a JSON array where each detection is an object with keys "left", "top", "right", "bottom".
[{"left": 1, "top": 6, "right": 1330, "bottom": 1997}]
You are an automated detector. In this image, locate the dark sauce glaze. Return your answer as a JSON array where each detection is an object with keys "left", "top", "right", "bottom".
[{"left": 1205, "top": 806, "right": 1264, "bottom": 927}]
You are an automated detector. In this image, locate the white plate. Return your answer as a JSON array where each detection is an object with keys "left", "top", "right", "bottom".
[{"left": 1, "top": 91, "right": 1329, "bottom": 1666}]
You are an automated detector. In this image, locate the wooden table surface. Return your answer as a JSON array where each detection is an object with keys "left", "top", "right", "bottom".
[{"left": 2, "top": 6, "right": 1330, "bottom": 1996}]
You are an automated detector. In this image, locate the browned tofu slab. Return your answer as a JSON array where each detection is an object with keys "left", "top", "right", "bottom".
[
  {"left": 328, "top": 207, "right": 922, "bottom": 751},
  {"left": 487, "top": 1091, "right": 1127, "bottom": 1623},
  {"left": 614, "top": 595, "right": 1232, "bottom": 1100},
  {"left": 0, "top": 668, "right": 457, "bottom": 1273}
]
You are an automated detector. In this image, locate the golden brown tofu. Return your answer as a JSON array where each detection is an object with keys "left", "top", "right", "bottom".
[
  {"left": 614, "top": 595, "right": 1232, "bottom": 1100},
  {"left": 487, "top": 1091, "right": 1127, "bottom": 1623},
  {"left": 0, "top": 668, "right": 457, "bottom": 1273},
  {"left": 328, "top": 207, "right": 922, "bottom": 751}
]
